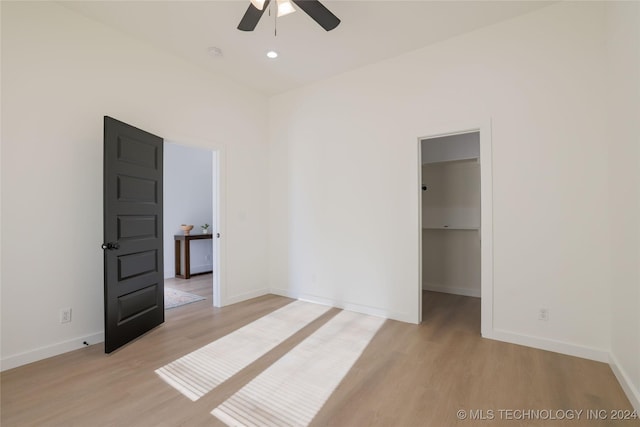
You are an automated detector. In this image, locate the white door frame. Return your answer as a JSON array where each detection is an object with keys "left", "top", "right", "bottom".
[
  {"left": 210, "top": 145, "right": 226, "bottom": 307},
  {"left": 417, "top": 120, "right": 493, "bottom": 337},
  {"left": 165, "top": 136, "right": 226, "bottom": 308}
]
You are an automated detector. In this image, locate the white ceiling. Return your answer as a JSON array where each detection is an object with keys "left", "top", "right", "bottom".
[{"left": 60, "top": 1, "right": 554, "bottom": 96}]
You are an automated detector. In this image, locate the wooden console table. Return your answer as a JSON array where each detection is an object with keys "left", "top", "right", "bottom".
[{"left": 174, "top": 234, "right": 213, "bottom": 279}]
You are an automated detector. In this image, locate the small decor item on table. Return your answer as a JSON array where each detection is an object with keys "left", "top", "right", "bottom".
[
  {"left": 180, "top": 224, "right": 194, "bottom": 235},
  {"left": 201, "top": 224, "right": 210, "bottom": 234}
]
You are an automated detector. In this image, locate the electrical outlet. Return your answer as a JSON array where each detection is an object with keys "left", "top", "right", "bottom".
[
  {"left": 538, "top": 308, "right": 549, "bottom": 321},
  {"left": 60, "top": 308, "right": 72, "bottom": 324}
]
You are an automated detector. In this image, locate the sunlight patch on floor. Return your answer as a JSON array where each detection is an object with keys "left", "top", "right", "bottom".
[
  {"left": 212, "top": 310, "right": 385, "bottom": 426},
  {"left": 155, "top": 300, "right": 331, "bottom": 401}
]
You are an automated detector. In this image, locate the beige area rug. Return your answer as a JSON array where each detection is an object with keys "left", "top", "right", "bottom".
[
  {"left": 155, "top": 300, "right": 331, "bottom": 401},
  {"left": 164, "top": 287, "right": 205, "bottom": 310},
  {"left": 211, "top": 310, "right": 385, "bottom": 427}
]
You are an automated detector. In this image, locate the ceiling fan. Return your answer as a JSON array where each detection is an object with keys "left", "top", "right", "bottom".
[{"left": 238, "top": 0, "right": 340, "bottom": 32}]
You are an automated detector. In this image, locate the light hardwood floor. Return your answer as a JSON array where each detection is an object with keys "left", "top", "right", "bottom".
[{"left": 1, "top": 279, "right": 637, "bottom": 426}]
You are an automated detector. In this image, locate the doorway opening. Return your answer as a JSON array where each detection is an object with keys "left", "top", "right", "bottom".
[
  {"left": 163, "top": 141, "right": 222, "bottom": 311},
  {"left": 418, "top": 125, "right": 493, "bottom": 337}
]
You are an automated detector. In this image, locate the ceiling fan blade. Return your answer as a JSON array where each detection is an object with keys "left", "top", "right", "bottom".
[
  {"left": 292, "top": 0, "right": 340, "bottom": 31},
  {"left": 238, "top": 0, "right": 271, "bottom": 31}
]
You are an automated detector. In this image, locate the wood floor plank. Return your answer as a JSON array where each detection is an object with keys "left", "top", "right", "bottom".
[{"left": 1, "top": 283, "right": 637, "bottom": 426}]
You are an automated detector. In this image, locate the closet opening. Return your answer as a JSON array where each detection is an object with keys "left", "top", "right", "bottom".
[{"left": 418, "top": 128, "right": 492, "bottom": 336}]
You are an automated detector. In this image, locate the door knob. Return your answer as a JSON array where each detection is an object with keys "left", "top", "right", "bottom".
[{"left": 101, "top": 242, "right": 120, "bottom": 250}]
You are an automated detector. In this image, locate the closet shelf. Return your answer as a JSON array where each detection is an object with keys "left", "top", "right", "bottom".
[{"left": 423, "top": 225, "right": 479, "bottom": 230}]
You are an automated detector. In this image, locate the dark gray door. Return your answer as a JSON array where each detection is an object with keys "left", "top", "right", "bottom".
[{"left": 103, "top": 116, "right": 164, "bottom": 353}]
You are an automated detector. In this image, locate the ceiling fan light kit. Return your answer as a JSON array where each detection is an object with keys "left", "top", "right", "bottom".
[
  {"left": 250, "top": 0, "right": 266, "bottom": 10},
  {"left": 276, "top": 0, "right": 296, "bottom": 18},
  {"left": 249, "top": 0, "right": 295, "bottom": 17},
  {"left": 238, "top": 0, "right": 340, "bottom": 32}
]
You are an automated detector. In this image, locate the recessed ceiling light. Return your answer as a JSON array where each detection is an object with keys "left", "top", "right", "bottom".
[
  {"left": 207, "top": 46, "right": 223, "bottom": 58},
  {"left": 266, "top": 50, "right": 278, "bottom": 59}
]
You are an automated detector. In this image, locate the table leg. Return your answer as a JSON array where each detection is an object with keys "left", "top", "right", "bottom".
[
  {"left": 184, "top": 239, "right": 191, "bottom": 279},
  {"left": 175, "top": 239, "right": 181, "bottom": 278}
]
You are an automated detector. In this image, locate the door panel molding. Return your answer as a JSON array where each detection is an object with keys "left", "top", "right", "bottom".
[{"left": 104, "top": 116, "right": 164, "bottom": 353}]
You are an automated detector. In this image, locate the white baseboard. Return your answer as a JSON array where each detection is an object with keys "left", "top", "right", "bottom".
[
  {"left": 609, "top": 352, "right": 640, "bottom": 412},
  {"left": 423, "top": 283, "right": 481, "bottom": 298},
  {"left": 165, "top": 264, "right": 213, "bottom": 279},
  {"left": 269, "top": 287, "right": 296, "bottom": 299},
  {"left": 485, "top": 328, "right": 609, "bottom": 363},
  {"left": 1, "top": 331, "right": 105, "bottom": 372},
  {"left": 190, "top": 263, "right": 213, "bottom": 275},
  {"left": 269, "top": 287, "right": 417, "bottom": 324},
  {"left": 223, "top": 288, "right": 270, "bottom": 306}
]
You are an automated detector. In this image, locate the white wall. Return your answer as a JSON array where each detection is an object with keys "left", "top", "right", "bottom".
[
  {"left": 1, "top": 2, "right": 269, "bottom": 370},
  {"left": 605, "top": 1, "right": 640, "bottom": 411},
  {"left": 269, "top": 2, "right": 611, "bottom": 357},
  {"left": 164, "top": 143, "right": 213, "bottom": 278}
]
